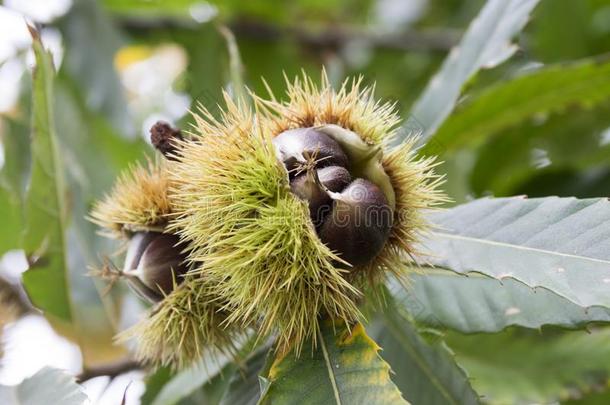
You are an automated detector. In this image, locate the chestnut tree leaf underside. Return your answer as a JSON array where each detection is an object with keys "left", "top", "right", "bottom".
[
  {"left": 390, "top": 270, "right": 610, "bottom": 334},
  {"left": 0, "top": 367, "right": 87, "bottom": 405},
  {"left": 420, "top": 196, "right": 610, "bottom": 309}
]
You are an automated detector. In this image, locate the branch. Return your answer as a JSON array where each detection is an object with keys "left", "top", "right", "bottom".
[
  {"left": 117, "top": 17, "right": 460, "bottom": 52},
  {"left": 77, "top": 359, "right": 143, "bottom": 382},
  {"left": 230, "top": 20, "right": 460, "bottom": 52},
  {"left": 0, "top": 277, "right": 34, "bottom": 320}
]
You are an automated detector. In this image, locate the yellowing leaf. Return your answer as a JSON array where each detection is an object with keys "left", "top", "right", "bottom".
[{"left": 259, "top": 321, "right": 409, "bottom": 405}]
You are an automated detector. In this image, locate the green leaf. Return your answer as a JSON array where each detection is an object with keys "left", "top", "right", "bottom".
[
  {"left": 0, "top": 117, "right": 30, "bottom": 201},
  {"left": 470, "top": 103, "right": 610, "bottom": 196},
  {"left": 409, "top": 0, "right": 540, "bottom": 143},
  {"left": 420, "top": 196, "right": 610, "bottom": 310},
  {"left": 149, "top": 336, "right": 256, "bottom": 405},
  {"left": 60, "top": 0, "right": 133, "bottom": 134},
  {"left": 370, "top": 305, "right": 480, "bottom": 405},
  {"left": 142, "top": 365, "right": 238, "bottom": 405},
  {"left": 0, "top": 367, "right": 88, "bottom": 405},
  {"left": 0, "top": 80, "right": 30, "bottom": 257},
  {"left": 0, "top": 189, "right": 23, "bottom": 254},
  {"left": 220, "top": 346, "right": 272, "bottom": 405},
  {"left": 141, "top": 367, "right": 173, "bottom": 405},
  {"left": 446, "top": 328, "right": 610, "bottom": 404},
  {"left": 259, "top": 320, "right": 408, "bottom": 405},
  {"left": 563, "top": 389, "right": 610, "bottom": 405},
  {"left": 217, "top": 25, "right": 246, "bottom": 103},
  {"left": 422, "top": 57, "right": 610, "bottom": 155},
  {"left": 22, "top": 28, "right": 73, "bottom": 322},
  {"left": 515, "top": 167, "right": 610, "bottom": 200},
  {"left": 390, "top": 271, "right": 610, "bottom": 333},
  {"left": 53, "top": 78, "right": 148, "bottom": 195},
  {"left": 48, "top": 78, "right": 147, "bottom": 365},
  {"left": 530, "top": 0, "right": 598, "bottom": 62},
  {"left": 150, "top": 353, "right": 236, "bottom": 405}
]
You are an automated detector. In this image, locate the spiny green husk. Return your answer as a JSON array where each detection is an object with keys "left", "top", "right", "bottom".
[
  {"left": 90, "top": 159, "right": 172, "bottom": 237},
  {"left": 167, "top": 95, "right": 360, "bottom": 352},
  {"left": 255, "top": 72, "right": 447, "bottom": 284},
  {"left": 93, "top": 71, "right": 445, "bottom": 368},
  {"left": 254, "top": 72, "right": 400, "bottom": 147},
  {"left": 117, "top": 275, "right": 240, "bottom": 369},
  {"left": 89, "top": 158, "right": 240, "bottom": 367}
]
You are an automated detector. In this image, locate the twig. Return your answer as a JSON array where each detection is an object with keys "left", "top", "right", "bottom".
[
  {"left": 77, "top": 359, "right": 143, "bottom": 382},
  {"left": 150, "top": 121, "right": 184, "bottom": 160},
  {"left": 0, "top": 277, "right": 34, "bottom": 318}
]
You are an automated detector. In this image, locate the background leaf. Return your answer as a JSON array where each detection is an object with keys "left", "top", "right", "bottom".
[
  {"left": 470, "top": 103, "right": 610, "bottom": 197},
  {"left": 148, "top": 336, "right": 256, "bottom": 405},
  {"left": 0, "top": 117, "right": 30, "bottom": 254},
  {"left": 446, "top": 328, "right": 610, "bottom": 404},
  {"left": 0, "top": 117, "right": 30, "bottom": 202},
  {"left": 409, "top": 0, "right": 541, "bottom": 142},
  {"left": 423, "top": 57, "right": 610, "bottom": 155},
  {"left": 563, "top": 390, "right": 610, "bottom": 405},
  {"left": 103, "top": 0, "right": 204, "bottom": 20},
  {"left": 220, "top": 346, "right": 271, "bottom": 405},
  {"left": 0, "top": 189, "right": 23, "bottom": 254},
  {"left": 150, "top": 353, "right": 237, "bottom": 405},
  {"left": 60, "top": 0, "right": 134, "bottom": 135},
  {"left": 21, "top": 28, "right": 73, "bottom": 322},
  {"left": 369, "top": 301, "right": 480, "bottom": 405},
  {"left": 0, "top": 367, "right": 87, "bottom": 405},
  {"left": 217, "top": 25, "right": 246, "bottom": 102}
]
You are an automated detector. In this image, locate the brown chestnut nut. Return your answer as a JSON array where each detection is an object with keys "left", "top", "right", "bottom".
[
  {"left": 290, "top": 166, "right": 351, "bottom": 228},
  {"left": 123, "top": 232, "right": 188, "bottom": 303},
  {"left": 272, "top": 127, "right": 349, "bottom": 174},
  {"left": 319, "top": 178, "right": 393, "bottom": 267},
  {"left": 273, "top": 126, "right": 393, "bottom": 267},
  {"left": 317, "top": 165, "right": 351, "bottom": 193}
]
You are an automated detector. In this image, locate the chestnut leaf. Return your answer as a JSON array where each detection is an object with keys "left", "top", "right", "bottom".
[{"left": 258, "top": 320, "right": 408, "bottom": 405}]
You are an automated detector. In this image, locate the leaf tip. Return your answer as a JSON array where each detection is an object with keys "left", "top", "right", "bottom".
[{"left": 26, "top": 22, "right": 40, "bottom": 42}]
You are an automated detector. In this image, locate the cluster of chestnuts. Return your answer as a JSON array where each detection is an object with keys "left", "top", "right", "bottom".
[
  {"left": 90, "top": 70, "right": 448, "bottom": 369},
  {"left": 272, "top": 127, "right": 393, "bottom": 267},
  {"left": 121, "top": 123, "right": 394, "bottom": 303}
]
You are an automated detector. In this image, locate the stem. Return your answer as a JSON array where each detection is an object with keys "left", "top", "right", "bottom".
[
  {"left": 150, "top": 121, "right": 183, "bottom": 160},
  {"left": 76, "top": 359, "right": 142, "bottom": 382},
  {"left": 217, "top": 24, "right": 246, "bottom": 103}
]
